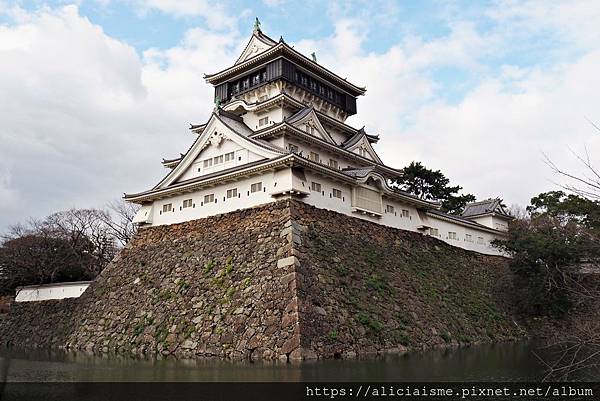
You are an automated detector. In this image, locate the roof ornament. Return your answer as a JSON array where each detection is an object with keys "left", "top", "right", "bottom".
[
  {"left": 254, "top": 17, "right": 261, "bottom": 32},
  {"left": 311, "top": 52, "right": 317, "bottom": 63}
]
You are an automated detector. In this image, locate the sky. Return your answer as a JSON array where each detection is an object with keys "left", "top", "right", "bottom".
[{"left": 1, "top": 0, "right": 599, "bottom": 232}]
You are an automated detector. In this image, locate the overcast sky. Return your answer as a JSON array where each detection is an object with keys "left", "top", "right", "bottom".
[{"left": 1, "top": 0, "right": 599, "bottom": 232}]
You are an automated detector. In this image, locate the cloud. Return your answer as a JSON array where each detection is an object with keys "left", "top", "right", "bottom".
[
  {"left": 129, "top": 0, "right": 237, "bottom": 30},
  {"left": 1, "top": 0, "right": 599, "bottom": 234},
  {"left": 287, "top": 3, "right": 600, "bottom": 206},
  {"left": 0, "top": 5, "right": 243, "bottom": 231}
]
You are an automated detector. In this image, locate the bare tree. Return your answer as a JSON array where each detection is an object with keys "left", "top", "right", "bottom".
[
  {"left": 533, "top": 120, "right": 600, "bottom": 380},
  {"left": 0, "top": 200, "right": 137, "bottom": 294},
  {"left": 101, "top": 199, "right": 140, "bottom": 246},
  {"left": 543, "top": 120, "right": 600, "bottom": 200}
]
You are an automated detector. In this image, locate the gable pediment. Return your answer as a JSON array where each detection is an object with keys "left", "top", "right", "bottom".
[
  {"left": 235, "top": 32, "right": 277, "bottom": 65},
  {"left": 288, "top": 108, "right": 336, "bottom": 145},
  {"left": 154, "top": 113, "right": 283, "bottom": 189},
  {"left": 345, "top": 134, "right": 382, "bottom": 164}
]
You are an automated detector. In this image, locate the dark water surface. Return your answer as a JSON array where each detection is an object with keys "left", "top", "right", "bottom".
[{"left": 0, "top": 341, "right": 557, "bottom": 382}]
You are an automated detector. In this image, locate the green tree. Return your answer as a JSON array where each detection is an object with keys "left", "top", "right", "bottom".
[
  {"left": 494, "top": 191, "right": 600, "bottom": 317},
  {"left": 393, "top": 161, "right": 476, "bottom": 214}
]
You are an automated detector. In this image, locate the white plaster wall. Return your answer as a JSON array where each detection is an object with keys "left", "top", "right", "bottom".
[
  {"left": 281, "top": 136, "right": 361, "bottom": 170},
  {"left": 243, "top": 108, "right": 284, "bottom": 130},
  {"left": 470, "top": 215, "right": 493, "bottom": 228},
  {"left": 177, "top": 140, "right": 263, "bottom": 182},
  {"left": 424, "top": 216, "right": 501, "bottom": 254},
  {"left": 15, "top": 282, "right": 91, "bottom": 302},
  {"left": 151, "top": 172, "right": 278, "bottom": 226},
  {"left": 146, "top": 166, "right": 505, "bottom": 256}
]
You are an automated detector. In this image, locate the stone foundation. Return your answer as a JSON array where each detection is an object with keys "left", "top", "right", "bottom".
[{"left": 0, "top": 200, "right": 526, "bottom": 360}]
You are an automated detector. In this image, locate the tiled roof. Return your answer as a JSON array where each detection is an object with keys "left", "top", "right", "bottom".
[{"left": 461, "top": 198, "right": 511, "bottom": 218}]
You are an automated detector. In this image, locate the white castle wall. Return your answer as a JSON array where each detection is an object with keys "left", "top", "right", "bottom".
[
  {"left": 145, "top": 166, "right": 504, "bottom": 256},
  {"left": 15, "top": 281, "right": 91, "bottom": 302}
]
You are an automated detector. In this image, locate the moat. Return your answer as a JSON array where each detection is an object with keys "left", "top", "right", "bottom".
[{"left": 0, "top": 341, "right": 556, "bottom": 382}]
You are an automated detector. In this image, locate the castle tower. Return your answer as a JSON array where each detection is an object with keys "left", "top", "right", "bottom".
[{"left": 125, "top": 22, "right": 508, "bottom": 256}]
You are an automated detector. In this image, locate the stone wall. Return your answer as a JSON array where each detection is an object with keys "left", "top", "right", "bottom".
[{"left": 0, "top": 200, "right": 526, "bottom": 360}]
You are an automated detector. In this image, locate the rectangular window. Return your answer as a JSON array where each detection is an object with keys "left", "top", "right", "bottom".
[
  {"left": 204, "top": 194, "right": 214, "bottom": 203},
  {"left": 310, "top": 182, "right": 322, "bottom": 192},
  {"left": 309, "top": 152, "right": 320, "bottom": 162},
  {"left": 329, "top": 159, "right": 338, "bottom": 169},
  {"left": 250, "top": 182, "right": 262, "bottom": 193},
  {"left": 430, "top": 228, "right": 439, "bottom": 236},
  {"left": 224, "top": 152, "right": 235, "bottom": 162},
  {"left": 448, "top": 232, "right": 457, "bottom": 240},
  {"left": 465, "top": 234, "right": 473, "bottom": 242},
  {"left": 477, "top": 236, "right": 484, "bottom": 245},
  {"left": 402, "top": 209, "right": 409, "bottom": 218},
  {"left": 203, "top": 159, "right": 213, "bottom": 168},
  {"left": 182, "top": 199, "right": 193, "bottom": 208},
  {"left": 385, "top": 205, "right": 395, "bottom": 214},
  {"left": 226, "top": 188, "right": 238, "bottom": 198},
  {"left": 162, "top": 203, "right": 172, "bottom": 213},
  {"left": 289, "top": 144, "right": 299, "bottom": 153},
  {"left": 332, "top": 188, "right": 342, "bottom": 199},
  {"left": 258, "top": 117, "right": 269, "bottom": 127},
  {"left": 213, "top": 155, "right": 223, "bottom": 165}
]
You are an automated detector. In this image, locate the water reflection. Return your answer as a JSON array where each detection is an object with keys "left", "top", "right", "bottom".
[{"left": 0, "top": 342, "right": 552, "bottom": 382}]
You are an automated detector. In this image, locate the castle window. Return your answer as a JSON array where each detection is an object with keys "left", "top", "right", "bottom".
[
  {"left": 465, "top": 234, "right": 473, "bottom": 242},
  {"left": 213, "top": 155, "right": 223, "bottom": 165},
  {"left": 385, "top": 205, "right": 395, "bottom": 214},
  {"left": 429, "top": 228, "right": 439, "bottom": 236},
  {"left": 203, "top": 159, "right": 213, "bottom": 168},
  {"left": 309, "top": 152, "right": 320, "bottom": 163},
  {"left": 224, "top": 152, "right": 235, "bottom": 162},
  {"left": 310, "top": 182, "right": 322, "bottom": 192},
  {"left": 332, "top": 188, "right": 342, "bottom": 199},
  {"left": 258, "top": 117, "right": 269, "bottom": 127},
  {"left": 252, "top": 74, "right": 260, "bottom": 86},
  {"left": 289, "top": 144, "right": 299, "bottom": 153},
  {"left": 183, "top": 199, "right": 193, "bottom": 209},
  {"left": 242, "top": 79, "right": 249, "bottom": 90},
  {"left": 251, "top": 182, "right": 262, "bottom": 193},
  {"left": 402, "top": 209, "right": 409, "bottom": 218},
  {"left": 329, "top": 159, "right": 338, "bottom": 169},
  {"left": 477, "top": 236, "right": 485, "bottom": 245},
  {"left": 448, "top": 232, "right": 457, "bottom": 240},
  {"left": 227, "top": 188, "right": 238, "bottom": 198},
  {"left": 162, "top": 203, "right": 172, "bottom": 213},
  {"left": 204, "top": 194, "right": 214, "bottom": 203}
]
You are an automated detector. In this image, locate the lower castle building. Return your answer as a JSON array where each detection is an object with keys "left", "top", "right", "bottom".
[{"left": 125, "top": 23, "right": 512, "bottom": 256}]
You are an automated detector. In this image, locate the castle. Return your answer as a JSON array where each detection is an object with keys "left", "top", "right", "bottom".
[{"left": 125, "top": 22, "right": 511, "bottom": 256}]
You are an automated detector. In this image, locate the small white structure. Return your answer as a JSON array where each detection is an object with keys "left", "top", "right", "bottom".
[
  {"left": 125, "top": 23, "right": 513, "bottom": 256},
  {"left": 15, "top": 281, "right": 91, "bottom": 302}
]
